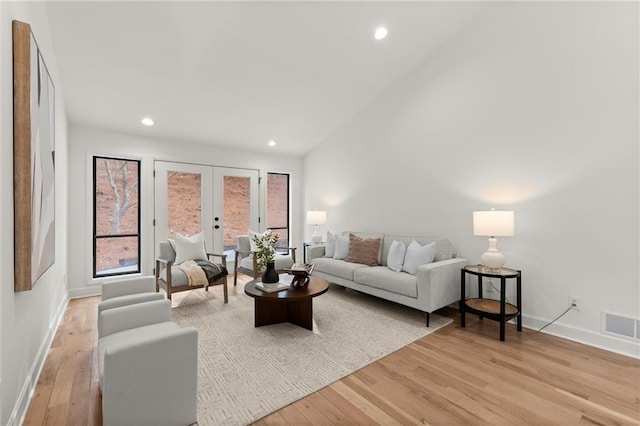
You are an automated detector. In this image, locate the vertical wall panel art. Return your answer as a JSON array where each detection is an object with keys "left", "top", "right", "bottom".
[{"left": 13, "top": 20, "right": 55, "bottom": 291}]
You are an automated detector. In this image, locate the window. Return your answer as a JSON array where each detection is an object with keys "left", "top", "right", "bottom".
[
  {"left": 93, "top": 156, "right": 140, "bottom": 278},
  {"left": 266, "top": 173, "right": 290, "bottom": 249}
]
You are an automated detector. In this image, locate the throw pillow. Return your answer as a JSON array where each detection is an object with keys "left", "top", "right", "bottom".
[
  {"left": 402, "top": 241, "right": 436, "bottom": 275},
  {"left": 325, "top": 231, "right": 337, "bottom": 258},
  {"left": 333, "top": 234, "right": 350, "bottom": 260},
  {"left": 345, "top": 233, "right": 381, "bottom": 266},
  {"left": 249, "top": 229, "right": 271, "bottom": 252},
  {"left": 172, "top": 232, "right": 208, "bottom": 265},
  {"left": 387, "top": 240, "right": 406, "bottom": 272}
]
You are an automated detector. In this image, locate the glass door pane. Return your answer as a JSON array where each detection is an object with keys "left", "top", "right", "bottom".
[
  {"left": 167, "top": 171, "right": 202, "bottom": 239},
  {"left": 154, "top": 161, "right": 213, "bottom": 256},
  {"left": 222, "top": 175, "right": 250, "bottom": 252},
  {"left": 213, "top": 168, "right": 259, "bottom": 259}
]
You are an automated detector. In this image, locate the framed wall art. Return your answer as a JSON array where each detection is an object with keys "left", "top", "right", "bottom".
[{"left": 13, "top": 20, "right": 56, "bottom": 292}]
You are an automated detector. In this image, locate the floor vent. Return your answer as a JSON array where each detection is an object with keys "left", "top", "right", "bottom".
[{"left": 601, "top": 311, "right": 640, "bottom": 340}]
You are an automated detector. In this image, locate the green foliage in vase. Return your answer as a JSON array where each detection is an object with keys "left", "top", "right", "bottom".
[{"left": 252, "top": 231, "right": 279, "bottom": 270}]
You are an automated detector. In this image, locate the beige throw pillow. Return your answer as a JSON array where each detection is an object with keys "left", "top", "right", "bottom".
[{"left": 345, "top": 233, "right": 381, "bottom": 266}]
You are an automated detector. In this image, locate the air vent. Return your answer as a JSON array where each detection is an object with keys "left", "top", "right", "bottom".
[{"left": 602, "top": 311, "right": 640, "bottom": 340}]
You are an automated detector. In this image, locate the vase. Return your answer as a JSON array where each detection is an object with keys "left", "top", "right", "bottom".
[{"left": 262, "top": 261, "right": 279, "bottom": 284}]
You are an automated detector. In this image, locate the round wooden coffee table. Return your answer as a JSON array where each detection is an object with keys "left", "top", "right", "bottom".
[{"left": 244, "top": 276, "right": 329, "bottom": 330}]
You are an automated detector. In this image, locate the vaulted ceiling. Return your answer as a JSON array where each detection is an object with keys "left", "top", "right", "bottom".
[{"left": 45, "top": 1, "right": 486, "bottom": 156}]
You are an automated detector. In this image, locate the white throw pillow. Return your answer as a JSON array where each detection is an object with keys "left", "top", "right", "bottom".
[
  {"left": 172, "top": 232, "right": 207, "bottom": 265},
  {"left": 333, "top": 234, "right": 350, "bottom": 260},
  {"left": 402, "top": 241, "right": 435, "bottom": 275},
  {"left": 325, "top": 231, "right": 337, "bottom": 258},
  {"left": 387, "top": 240, "right": 406, "bottom": 272},
  {"left": 249, "top": 229, "right": 271, "bottom": 252}
]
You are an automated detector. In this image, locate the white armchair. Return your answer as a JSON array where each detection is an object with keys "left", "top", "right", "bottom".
[
  {"left": 99, "top": 275, "right": 164, "bottom": 316},
  {"left": 233, "top": 235, "right": 296, "bottom": 286},
  {"left": 98, "top": 300, "right": 198, "bottom": 426}
]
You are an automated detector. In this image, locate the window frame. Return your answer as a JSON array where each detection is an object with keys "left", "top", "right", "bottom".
[
  {"left": 92, "top": 155, "right": 141, "bottom": 278},
  {"left": 266, "top": 172, "right": 290, "bottom": 250}
]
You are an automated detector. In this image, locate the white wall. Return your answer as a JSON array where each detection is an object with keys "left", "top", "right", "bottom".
[
  {"left": 303, "top": 2, "right": 639, "bottom": 357},
  {"left": 67, "top": 125, "right": 304, "bottom": 296},
  {"left": 0, "top": 2, "right": 69, "bottom": 424}
]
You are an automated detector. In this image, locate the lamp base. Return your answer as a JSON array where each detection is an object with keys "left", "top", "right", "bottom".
[
  {"left": 311, "top": 225, "right": 322, "bottom": 243},
  {"left": 481, "top": 237, "right": 505, "bottom": 270}
]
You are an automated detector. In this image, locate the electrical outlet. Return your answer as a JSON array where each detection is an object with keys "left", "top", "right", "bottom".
[{"left": 569, "top": 296, "right": 581, "bottom": 311}]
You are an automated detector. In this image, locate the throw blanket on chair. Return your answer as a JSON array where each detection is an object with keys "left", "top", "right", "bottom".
[
  {"left": 179, "top": 260, "right": 229, "bottom": 289},
  {"left": 179, "top": 260, "right": 208, "bottom": 287}
]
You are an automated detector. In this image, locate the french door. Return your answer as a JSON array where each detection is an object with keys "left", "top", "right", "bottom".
[
  {"left": 154, "top": 161, "right": 259, "bottom": 262},
  {"left": 213, "top": 167, "right": 260, "bottom": 257}
]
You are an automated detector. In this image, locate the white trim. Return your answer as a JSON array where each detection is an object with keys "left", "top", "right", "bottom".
[
  {"left": 68, "top": 286, "right": 102, "bottom": 299},
  {"left": 10, "top": 296, "right": 69, "bottom": 426},
  {"left": 523, "top": 314, "right": 640, "bottom": 359}
]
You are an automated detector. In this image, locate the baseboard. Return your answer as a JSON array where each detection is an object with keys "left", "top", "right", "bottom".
[
  {"left": 9, "top": 296, "right": 69, "bottom": 426},
  {"left": 523, "top": 314, "right": 640, "bottom": 359},
  {"left": 67, "top": 286, "right": 101, "bottom": 299}
]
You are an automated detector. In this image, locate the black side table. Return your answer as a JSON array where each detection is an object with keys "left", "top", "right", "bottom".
[{"left": 460, "top": 265, "right": 522, "bottom": 341}]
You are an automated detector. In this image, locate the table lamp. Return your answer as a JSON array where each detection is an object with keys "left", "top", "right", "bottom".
[
  {"left": 473, "top": 209, "right": 515, "bottom": 270},
  {"left": 306, "top": 210, "right": 326, "bottom": 243}
]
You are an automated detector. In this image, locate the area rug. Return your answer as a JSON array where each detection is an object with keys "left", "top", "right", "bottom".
[{"left": 171, "top": 284, "right": 451, "bottom": 425}]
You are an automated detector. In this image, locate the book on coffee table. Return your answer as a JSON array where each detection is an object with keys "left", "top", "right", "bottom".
[
  {"left": 285, "top": 263, "right": 314, "bottom": 275},
  {"left": 256, "top": 280, "right": 291, "bottom": 293}
]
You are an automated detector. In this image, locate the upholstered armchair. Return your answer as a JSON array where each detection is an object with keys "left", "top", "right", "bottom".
[
  {"left": 233, "top": 235, "right": 296, "bottom": 286},
  {"left": 98, "top": 300, "right": 198, "bottom": 426},
  {"left": 156, "top": 240, "right": 228, "bottom": 302},
  {"left": 98, "top": 276, "right": 164, "bottom": 317}
]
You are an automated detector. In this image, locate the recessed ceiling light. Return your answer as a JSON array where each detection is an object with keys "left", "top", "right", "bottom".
[
  {"left": 268, "top": 140, "right": 277, "bottom": 147},
  {"left": 141, "top": 117, "right": 154, "bottom": 126},
  {"left": 374, "top": 27, "right": 388, "bottom": 40}
]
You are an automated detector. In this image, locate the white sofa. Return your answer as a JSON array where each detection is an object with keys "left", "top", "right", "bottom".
[{"left": 308, "top": 232, "right": 468, "bottom": 326}]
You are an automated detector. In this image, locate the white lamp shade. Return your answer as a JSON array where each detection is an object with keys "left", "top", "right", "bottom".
[
  {"left": 473, "top": 211, "right": 515, "bottom": 237},
  {"left": 306, "top": 210, "right": 326, "bottom": 225}
]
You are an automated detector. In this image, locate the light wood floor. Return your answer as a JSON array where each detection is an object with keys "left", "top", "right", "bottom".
[{"left": 24, "top": 277, "right": 640, "bottom": 425}]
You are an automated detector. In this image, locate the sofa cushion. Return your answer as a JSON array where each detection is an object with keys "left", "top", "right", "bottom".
[
  {"left": 402, "top": 241, "right": 435, "bottom": 275},
  {"left": 325, "top": 231, "right": 337, "bottom": 258},
  {"left": 313, "top": 257, "right": 368, "bottom": 281},
  {"left": 171, "top": 232, "right": 208, "bottom": 264},
  {"left": 333, "top": 234, "right": 350, "bottom": 260},
  {"left": 382, "top": 235, "right": 454, "bottom": 265},
  {"left": 354, "top": 267, "right": 418, "bottom": 298},
  {"left": 160, "top": 268, "right": 190, "bottom": 287},
  {"left": 345, "top": 233, "right": 381, "bottom": 266},
  {"left": 387, "top": 240, "right": 406, "bottom": 272}
]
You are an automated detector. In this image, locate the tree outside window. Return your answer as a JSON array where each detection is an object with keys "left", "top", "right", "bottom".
[
  {"left": 93, "top": 156, "right": 140, "bottom": 277},
  {"left": 266, "top": 173, "right": 290, "bottom": 249}
]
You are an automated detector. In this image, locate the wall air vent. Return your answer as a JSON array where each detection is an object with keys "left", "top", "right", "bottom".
[{"left": 601, "top": 311, "right": 640, "bottom": 341}]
